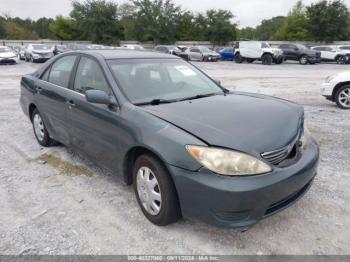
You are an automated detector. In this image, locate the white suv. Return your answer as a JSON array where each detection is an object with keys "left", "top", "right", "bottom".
[
  {"left": 234, "top": 41, "right": 284, "bottom": 65},
  {"left": 311, "top": 46, "right": 348, "bottom": 64},
  {"left": 321, "top": 71, "right": 350, "bottom": 109}
]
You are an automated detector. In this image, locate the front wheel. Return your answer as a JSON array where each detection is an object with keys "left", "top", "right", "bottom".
[
  {"left": 133, "top": 154, "right": 181, "bottom": 226},
  {"left": 335, "top": 85, "right": 350, "bottom": 109},
  {"left": 299, "top": 55, "right": 308, "bottom": 65},
  {"left": 262, "top": 54, "right": 272, "bottom": 65}
]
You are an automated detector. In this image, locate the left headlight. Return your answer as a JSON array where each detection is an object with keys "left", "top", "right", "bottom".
[{"left": 186, "top": 145, "right": 272, "bottom": 176}]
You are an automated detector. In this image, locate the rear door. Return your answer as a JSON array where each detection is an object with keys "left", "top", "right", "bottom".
[
  {"left": 65, "top": 55, "right": 125, "bottom": 171},
  {"left": 189, "top": 48, "right": 201, "bottom": 60},
  {"left": 34, "top": 55, "right": 77, "bottom": 144}
]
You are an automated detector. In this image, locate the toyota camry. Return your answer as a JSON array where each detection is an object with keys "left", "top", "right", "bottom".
[{"left": 20, "top": 50, "right": 319, "bottom": 228}]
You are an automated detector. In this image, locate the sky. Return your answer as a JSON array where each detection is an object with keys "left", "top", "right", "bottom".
[{"left": 2, "top": 0, "right": 350, "bottom": 28}]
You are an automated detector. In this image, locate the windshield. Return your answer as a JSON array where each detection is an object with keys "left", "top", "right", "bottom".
[
  {"left": 108, "top": 59, "right": 223, "bottom": 104},
  {"left": 295, "top": 44, "right": 307, "bottom": 50},
  {"left": 33, "top": 45, "right": 52, "bottom": 50},
  {"left": 199, "top": 47, "right": 211, "bottom": 52},
  {"left": 0, "top": 47, "right": 11, "bottom": 53}
]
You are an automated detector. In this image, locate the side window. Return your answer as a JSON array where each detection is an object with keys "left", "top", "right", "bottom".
[
  {"left": 41, "top": 67, "right": 51, "bottom": 81},
  {"left": 74, "top": 57, "right": 110, "bottom": 95},
  {"left": 48, "top": 56, "right": 76, "bottom": 88},
  {"left": 191, "top": 48, "right": 199, "bottom": 53}
]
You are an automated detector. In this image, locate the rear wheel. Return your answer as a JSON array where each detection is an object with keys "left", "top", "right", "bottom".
[
  {"left": 299, "top": 55, "right": 308, "bottom": 65},
  {"left": 336, "top": 56, "right": 346, "bottom": 64},
  {"left": 32, "top": 109, "right": 58, "bottom": 146},
  {"left": 335, "top": 85, "right": 350, "bottom": 109},
  {"left": 262, "top": 54, "right": 272, "bottom": 65},
  {"left": 133, "top": 154, "right": 181, "bottom": 226}
]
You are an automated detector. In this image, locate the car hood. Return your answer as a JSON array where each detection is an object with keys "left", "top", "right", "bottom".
[
  {"left": 142, "top": 93, "right": 304, "bottom": 156},
  {"left": 33, "top": 50, "right": 52, "bottom": 54},
  {"left": 0, "top": 51, "right": 17, "bottom": 58}
]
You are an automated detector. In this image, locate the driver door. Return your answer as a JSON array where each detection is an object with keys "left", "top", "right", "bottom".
[{"left": 65, "top": 55, "right": 126, "bottom": 171}]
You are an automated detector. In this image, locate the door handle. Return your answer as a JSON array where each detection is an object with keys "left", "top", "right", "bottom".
[
  {"left": 35, "top": 86, "right": 42, "bottom": 93},
  {"left": 66, "top": 99, "right": 76, "bottom": 108}
]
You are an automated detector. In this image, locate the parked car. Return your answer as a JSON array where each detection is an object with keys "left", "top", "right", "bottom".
[
  {"left": 311, "top": 45, "right": 348, "bottom": 64},
  {"left": 66, "top": 43, "right": 90, "bottom": 51},
  {"left": 154, "top": 45, "right": 189, "bottom": 60},
  {"left": 279, "top": 43, "right": 321, "bottom": 65},
  {"left": 18, "top": 46, "right": 26, "bottom": 60},
  {"left": 234, "top": 41, "right": 284, "bottom": 65},
  {"left": 25, "top": 44, "right": 54, "bottom": 63},
  {"left": 186, "top": 46, "right": 221, "bottom": 62},
  {"left": 53, "top": 45, "right": 68, "bottom": 56},
  {"left": 0, "top": 46, "right": 19, "bottom": 64},
  {"left": 218, "top": 47, "right": 235, "bottom": 61},
  {"left": 122, "top": 44, "right": 145, "bottom": 50},
  {"left": 20, "top": 50, "right": 319, "bottom": 228},
  {"left": 321, "top": 71, "right": 350, "bottom": 109}
]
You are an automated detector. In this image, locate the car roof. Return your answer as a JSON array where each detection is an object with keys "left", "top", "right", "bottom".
[{"left": 74, "top": 49, "right": 179, "bottom": 60}]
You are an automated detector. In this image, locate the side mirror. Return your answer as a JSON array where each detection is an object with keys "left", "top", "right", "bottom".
[{"left": 85, "top": 89, "right": 112, "bottom": 105}]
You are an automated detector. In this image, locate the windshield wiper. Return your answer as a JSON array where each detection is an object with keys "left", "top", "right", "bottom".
[
  {"left": 179, "top": 92, "right": 221, "bottom": 102},
  {"left": 134, "top": 98, "right": 178, "bottom": 106}
]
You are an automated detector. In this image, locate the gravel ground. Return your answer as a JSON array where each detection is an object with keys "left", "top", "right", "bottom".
[{"left": 0, "top": 60, "right": 349, "bottom": 255}]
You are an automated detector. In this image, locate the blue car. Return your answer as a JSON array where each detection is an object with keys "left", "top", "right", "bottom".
[{"left": 219, "top": 47, "right": 235, "bottom": 61}]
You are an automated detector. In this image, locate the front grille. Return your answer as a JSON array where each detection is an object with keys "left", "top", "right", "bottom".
[{"left": 261, "top": 142, "right": 296, "bottom": 165}]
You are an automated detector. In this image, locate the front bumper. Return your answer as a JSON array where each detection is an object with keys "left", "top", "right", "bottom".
[
  {"left": 309, "top": 56, "right": 322, "bottom": 63},
  {"left": 0, "top": 57, "right": 19, "bottom": 64},
  {"left": 321, "top": 82, "right": 336, "bottom": 99},
  {"left": 169, "top": 140, "right": 319, "bottom": 228}
]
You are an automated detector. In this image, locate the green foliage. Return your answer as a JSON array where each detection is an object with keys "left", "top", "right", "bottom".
[
  {"left": 306, "top": 0, "right": 350, "bottom": 42},
  {"left": 70, "top": 0, "right": 122, "bottom": 44},
  {"left": 256, "top": 16, "right": 285, "bottom": 40},
  {"left": 126, "top": 0, "right": 181, "bottom": 44},
  {"left": 274, "top": 1, "right": 310, "bottom": 41},
  {"left": 32, "top": 18, "right": 55, "bottom": 39},
  {"left": 49, "top": 15, "right": 76, "bottom": 40},
  {"left": 176, "top": 11, "right": 196, "bottom": 41},
  {"left": 205, "top": 9, "right": 236, "bottom": 45},
  {"left": 0, "top": 16, "right": 6, "bottom": 39},
  {"left": 4, "top": 21, "right": 39, "bottom": 40},
  {"left": 237, "top": 27, "right": 257, "bottom": 40}
]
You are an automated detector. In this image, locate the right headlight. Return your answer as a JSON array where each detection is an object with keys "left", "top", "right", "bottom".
[
  {"left": 186, "top": 145, "right": 272, "bottom": 176},
  {"left": 300, "top": 125, "right": 311, "bottom": 149}
]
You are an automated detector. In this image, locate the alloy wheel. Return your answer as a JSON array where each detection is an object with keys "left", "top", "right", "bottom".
[
  {"left": 136, "top": 166, "right": 162, "bottom": 216},
  {"left": 338, "top": 87, "right": 350, "bottom": 108}
]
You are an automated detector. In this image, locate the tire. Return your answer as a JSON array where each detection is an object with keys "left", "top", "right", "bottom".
[
  {"left": 262, "top": 54, "right": 272, "bottom": 65},
  {"left": 336, "top": 56, "right": 345, "bottom": 64},
  {"left": 335, "top": 85, "right": 350, "bottom": 109},
  {"left": 133, "top": 154, "right": 181, "bottom": 226},
  {"left": 31, "top": 109, "right": 58, "bottom": 147},
  {"left": 299, "top": 55, "right": 308, "bottom": 65},
  {"left": 275, "top": 57, "right": 284, "bottom": 64},
  {"left": 246, "top": 58, "right": 255, "bottom": 63},
  {"left": 235, "top": 53, "right": 243, "bottom": 63}
]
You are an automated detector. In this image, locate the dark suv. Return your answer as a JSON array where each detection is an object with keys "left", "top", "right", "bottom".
[{"left": 279, "top": 44, "right": 321, "bottom": 65}]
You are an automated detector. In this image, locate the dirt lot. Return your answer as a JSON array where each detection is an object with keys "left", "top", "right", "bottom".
[{"left": 0, "top": 60, "right": 349, "bottom": 255}]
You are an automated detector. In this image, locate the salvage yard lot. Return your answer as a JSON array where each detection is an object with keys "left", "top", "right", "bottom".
[{"left": 0, "top": 60, "right": 349, "bottom": 255}]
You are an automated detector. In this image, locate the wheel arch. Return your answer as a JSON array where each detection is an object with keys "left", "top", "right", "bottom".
[
  {"left": 123, "top": 145, "right": 173, "bottom": 186},
  {"left": 28, "top": 103, "right": 37, "bottom": 122},
  {"left": 332, "top": 82, "right": 350, "bottom": 100}
]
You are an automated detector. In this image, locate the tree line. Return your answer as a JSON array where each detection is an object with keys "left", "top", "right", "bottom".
[{"left": 0, "top": 0, "right": 349, "bottom": 45}]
